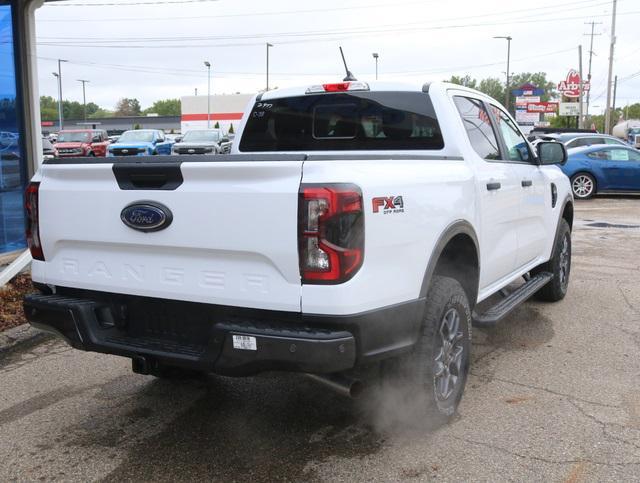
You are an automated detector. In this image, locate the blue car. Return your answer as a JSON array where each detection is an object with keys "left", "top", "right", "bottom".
[
  {"left": 108, "top": 129, "right": 173, "bottom": 157},
  {"left": 561, "top": 144, "right": 640, "bottom": 199}
]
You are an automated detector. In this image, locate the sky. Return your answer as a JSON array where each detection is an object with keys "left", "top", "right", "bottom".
[{"left": 33, "top": 0, "right": 640, "bottom": 114}]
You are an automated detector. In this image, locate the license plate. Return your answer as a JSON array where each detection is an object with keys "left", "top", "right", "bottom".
[{"left": 232, "top": 335, "right": 257, "bottom": 351}]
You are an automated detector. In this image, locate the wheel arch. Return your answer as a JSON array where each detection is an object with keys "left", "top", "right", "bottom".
[{"left": 419, "top": 221, "right": 480, "bottom": 308}]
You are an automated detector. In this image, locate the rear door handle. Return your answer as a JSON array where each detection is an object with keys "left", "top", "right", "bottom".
[
  {"left": 521, "top": 180, "right": 533, "bottom": 187},
  {"left": 486, "top": 182, "right": 501, "bottom": 191}
]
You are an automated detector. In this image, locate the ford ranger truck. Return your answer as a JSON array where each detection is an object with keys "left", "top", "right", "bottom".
[
  {"left": 107, "top": 129, "right": 173, "bottom": 157},
  {"left": 54, "top": 129, "right": 109, "bottom": 157},
  {"left": 24, "top": 81, "right": 573, "bottom": 420}
]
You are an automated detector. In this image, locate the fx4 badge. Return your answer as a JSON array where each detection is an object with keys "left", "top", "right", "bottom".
[{"left": 372, "top": 196, "right": 404, "bottom": 214}]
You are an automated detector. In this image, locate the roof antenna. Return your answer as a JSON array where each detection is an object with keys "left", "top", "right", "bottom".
[{"left": 339, "top": 46, "right": 357, "bottom": 82}]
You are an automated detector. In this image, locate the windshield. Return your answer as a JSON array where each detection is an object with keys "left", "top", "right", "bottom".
[
  {"left": 117, "top": 131, "right": 155, "bottom": 143},
  {"left": 629, "top": 128, "right": 640, "bottom": 135},
  {"left": 239, "top": 91, "right": 443, "bottom": 152},
  {"left": 182, "top": 130, "right": 221, "bottom": 142},
  {"left": 57, "top": 131, "right": 90, "bottom": 143}
]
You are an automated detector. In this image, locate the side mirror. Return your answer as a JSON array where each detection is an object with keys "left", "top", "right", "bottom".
[
  {"left": 221, "top": 137, "right": 229, "bottom": 143},
  {"left": 92, "top": 136, "right": 101, "bottom": 143},
  {"left": 537, "top": 141, "right": 567, "bottom": 166},
  {"left": 175, "top": 137, "right": 182, "bottom": 143}
]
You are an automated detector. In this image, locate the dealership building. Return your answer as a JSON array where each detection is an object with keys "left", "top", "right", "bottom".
[{"left": 180, "top": 94, "right": 252, "bottom": 133}]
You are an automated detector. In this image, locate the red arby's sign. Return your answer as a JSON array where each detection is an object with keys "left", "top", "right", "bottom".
[{"left": 558, "top": 69, "right": 590, "bottom": 99}]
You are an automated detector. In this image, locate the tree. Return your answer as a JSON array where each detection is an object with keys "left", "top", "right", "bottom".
[
  {"left": 40, "top": 96, "right": 58, "bottom": 121},
  {"left": 446, "top": 75, "right": 477, "bottom": 89},
  {"left": 477, "top": 78, "right": 505, "bottom": 103},
  {"left": 143, "top": 98, "right": 181, "bottom": 116},
  {"left": 228, "top": 123, "right": 234, "bottom": 134},
  {"left": 114, "top": 98, "right": 142, "bottom": 117},
  {"left": 214, "top": 121, "right": 220, "bottom": 129}
]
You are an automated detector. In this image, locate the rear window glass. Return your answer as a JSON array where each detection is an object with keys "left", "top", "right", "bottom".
[{"left": 239, "top": 91, "right": 444, "bottom": 152}]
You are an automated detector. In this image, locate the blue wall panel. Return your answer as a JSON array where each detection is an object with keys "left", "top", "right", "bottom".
[{"left": 0, "top": 3, "right": 26, "bottom": 254}]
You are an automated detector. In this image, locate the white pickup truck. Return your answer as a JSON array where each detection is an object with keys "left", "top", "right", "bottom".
[{"left": 24, "top": 81, "right": 573, "bottom": 420}]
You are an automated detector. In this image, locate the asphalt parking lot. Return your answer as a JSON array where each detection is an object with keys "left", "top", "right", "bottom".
[{"left": 1, "top": 197, "right": 639, "bottom": 482}]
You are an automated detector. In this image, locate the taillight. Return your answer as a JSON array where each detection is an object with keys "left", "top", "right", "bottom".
[
  {"left": 25, "top": 182, "right": 44, "bottom": 261},
  {"left": 299, "top": 184, "right": 364, "bottom": 284}
]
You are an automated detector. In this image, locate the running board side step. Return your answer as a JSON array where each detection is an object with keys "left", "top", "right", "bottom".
[{"left": 472, "top": 272, "right": 553, "bottom": 327}]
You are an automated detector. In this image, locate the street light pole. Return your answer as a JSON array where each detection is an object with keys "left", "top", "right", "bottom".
[
  {"left": 266, "top": 43, "right": 273, "bottom": 91},
  {"left": 204, "top": 61, "right": 211, "bottom": 129},
  {"left": 493, "top": 36, "right": 512, "bottom": 112},
  {"left": 372, "top": 53, "right": 379, "bottom": 80},
  {"left": 53, "top": 59, "right": 67, "bottom": 130},
  {"left": 77, "top": 79, "right": 89, "bottom": 121}
]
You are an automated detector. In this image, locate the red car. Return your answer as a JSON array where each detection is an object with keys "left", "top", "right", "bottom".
[{"left": 54, "top": 129, "right": 109, "bottom": 157}]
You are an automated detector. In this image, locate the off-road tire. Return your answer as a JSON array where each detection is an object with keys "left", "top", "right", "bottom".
[
  {"left": 384, "top": 276, "right": 472, "bottom": 424},
  {"left": 533, "top": 218, "right": 571, "bottom": 302}
]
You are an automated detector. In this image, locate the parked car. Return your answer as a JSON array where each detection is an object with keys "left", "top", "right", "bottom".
[
  {"left": 25, "top": 81, "right": 572, "bottom": 421},
  {"left": 42, "top": 137, "right": 56, "bottom": 161},
  {"left": 561, "top": 144, "right": 640, "bottom": 199},
  {"left": 536, "top": 132, "right": 627, "bottom": 149},
  {"left": 171, "top": 129, "right": 227, "bottom": 155},
  {"left": 108, "top": 129, "right": 173, "bottom": 156},
  {"left": 0, "top": 131, "right": 19, "bottom": 149},
  {"left": 54, "top": 129, "right": 109, "bottom": 157}
]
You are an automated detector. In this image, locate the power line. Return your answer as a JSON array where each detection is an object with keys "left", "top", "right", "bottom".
[
  {"left": 38, "top": 0, "right": 614, "bottom": 39},
  {"left": 39, "top": 0, "right": 429, "bottom": 20},
  {"left": 37, "top": 9, "right": 640, "bottom": 49},
  {"left": 37, "top": 46, "right": 577, "bottom": 80},
  {"left": 37, "top": 0, "right": 604, "bottom": 22}
]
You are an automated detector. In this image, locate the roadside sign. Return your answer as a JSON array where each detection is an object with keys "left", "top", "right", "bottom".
[
  {"left": 526, "top": 102, "right": 559, "bottom": 113},
  {"left": 559, "top": 102, "right": 585, "bottom": 116},
  {"left": 515, "top": 110, "right": 540, "bottom": 124},
  {"left": 516, "top": 96, "right": 540, "bottom": 105},
  {"left": 558, "top": 70, "right": 590, "bottom": 99}
]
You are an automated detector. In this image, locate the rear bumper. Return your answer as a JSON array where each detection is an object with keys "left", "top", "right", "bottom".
[{"left": 24, "top": 288, "right": 424, "bottom": 376}]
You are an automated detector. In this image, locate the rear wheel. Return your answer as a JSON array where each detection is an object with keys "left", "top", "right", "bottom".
[
  {"left": 571, "top": 173, "right": 596, "bottom": 199},
  {"left": 383, "top": 276, "right": 472, "bottom": 424}
]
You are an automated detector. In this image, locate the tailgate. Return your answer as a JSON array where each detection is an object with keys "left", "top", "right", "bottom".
[{"left": 34, "top": 156, "right": 304, "bottom": 312}]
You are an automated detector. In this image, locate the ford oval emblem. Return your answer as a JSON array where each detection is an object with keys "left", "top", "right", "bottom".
[{"left": 120, "top": 201, "right": 173, "bottom": 232}]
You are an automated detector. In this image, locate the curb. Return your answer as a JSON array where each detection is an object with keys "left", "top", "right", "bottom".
[{"left": 0, "top": 324, "right": 49, "bottom": 354}]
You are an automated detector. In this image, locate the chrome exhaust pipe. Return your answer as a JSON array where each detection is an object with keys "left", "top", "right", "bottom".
[{"left": 305, "top": 373, "right": 364, "bottom": 399}]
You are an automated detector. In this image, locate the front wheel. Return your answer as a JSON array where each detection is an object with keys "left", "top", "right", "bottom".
[
  {"left": 384, "top": 276, "right": 472, "bottom": 424},
  {"left": 533, "top": 218, "right": 571, "bottom": 301},
  {"left": 571, "top": 173, "right": 596, "bottom": 199}
]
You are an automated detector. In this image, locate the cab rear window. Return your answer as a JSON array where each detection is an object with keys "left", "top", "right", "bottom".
[{"left": 239, "top": 91, "right": 444, "bottom": 152}]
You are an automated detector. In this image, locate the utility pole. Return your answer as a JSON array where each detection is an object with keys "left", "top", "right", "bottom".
[
  {"left": 266, "top": 43, "right": 273, "bottom": 91},
  {"left": 77, "top": 79, "right": 89, "bottom": 121},
  {"left": 604, "top": 0, "right": 617, "bottom": 134},
  {"left": 578, "top": 45, "right": 584, "bottom": 129},
  {"left": 493, "top": 36, "right": 512, "bottom": 112},
  {"left": 612, "top": 74, "right": 618, "bottom": 120},
  {"left": 195, "top": 88, "right": 198, "bottom": 96},
  {"left": 583, "top": 21, "right": 602, "bottom": 122}
]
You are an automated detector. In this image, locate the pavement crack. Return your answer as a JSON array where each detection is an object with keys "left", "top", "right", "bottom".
[
  {"left": 566, "top": 399, "right": 640, "bottom": 452},
  {"left": 450, "top": 435, "right": 640, "bottom": 467},
  {"left": 471, "top": 374, "right": 619, "bottom": 409}
]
